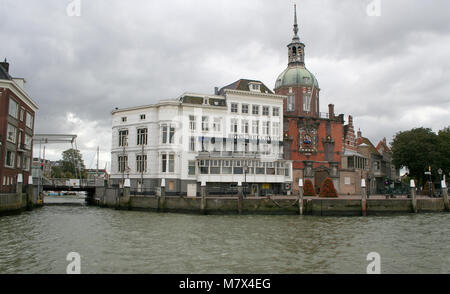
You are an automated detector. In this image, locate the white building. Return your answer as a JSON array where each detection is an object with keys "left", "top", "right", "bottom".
[{"left": 110, "top": 79, "right": 293, "bottom": 196}]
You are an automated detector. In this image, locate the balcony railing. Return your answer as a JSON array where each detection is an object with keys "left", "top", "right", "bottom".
[{"left": 197, "top": 151, "right": 284, "bottom": 159}]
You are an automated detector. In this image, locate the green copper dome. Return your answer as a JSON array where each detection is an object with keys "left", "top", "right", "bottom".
[{"left": 275, "top": 65, "right": 319, "bottom": 89}]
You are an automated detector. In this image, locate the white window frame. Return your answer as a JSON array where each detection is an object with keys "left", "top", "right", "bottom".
[
  {"left": 7, "top": 124, "right": 16, "bottom": 143},
  {"left": 9, "top": 98, "right": 18, "bottom": 119}
]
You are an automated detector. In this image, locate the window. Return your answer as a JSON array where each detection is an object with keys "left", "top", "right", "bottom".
[
  {"left": 348, "top": 157, "right": 354, "bottom": 169},
  {"left": 118, "top": 156, "right": 128, "bottom": 173},
  {"left": 250, "top": 83, "right": 260, "bottom": 91},
  {"left": 272, "top": 122, "right": 280, "bottom": 136},
  {"left": 140, "top": 114, "right": 146, "bottom": 120},
  {"left": 202, "top": 116, "right": 209, "bottom": 131},
  {"left": 25, "top": 134, "right": 32, "bottom": 150},
  {"left": 20, "top": 108, "right": 25, "bottom": 121},
  {"left": 345, "top": 177, "right": 351, "bottom": 185},
  {"left": 213, "top": 117, "right": 221, "bottom": 132},
  {"left": 252, "top": 105, "right": 259, "bottom": 115},
  {"left": 201, "top": 137, "right": 209, "bottom": 152},
  {"left": 222, "top": 160, "right": 232, "bottom": 174},
  {"left": 18, "top": 131, "right": 23, "bottom": 147},
  {"left": 262, "top": 121, "right": 270, "bottom": 135},
  {"left": 136, "top": 155, "right": 147, "bottom": 173},
  {"left": 24, "top": 156, "right": 30, "bottom": 171},
  {"left": 161, "top": 154, "right": 167, "bottom": 173},
  {"left": 252, "top": 121, "right": 259, "bottom": 134},
  {"left": 119, "top": 130, "right": 128, "bottom": 147},
  {"left": 199, "top": 160, "right": 209, "bottom": 174},
  {"left": 241, "top": 120, "right": 249, "bottom": 134},
  {"left": 210, "top": 160, "right": 220, "bottom": 174},
  {"left": 242, "top": 104, "right": 249, "bottom": 114},
  {"left": 137, "top": 128, "right": 148, "bottom": 145},
  {"left": 263, "top": 106, "right": 270, "bottom": 116},
  {"left": 189, "top": 136, "right": 196, "bottom": 152},
  {"left": 162, "top": 125, "right": 167, "bottom": 144},
  {"left": 161, "top": 153, "right": 175, "bottom": 173},
  {"left": 315, "top": 93, "right": 319, "bottom": 113},
  {"left": 121, "top": 117, "right": 127, "bottom": 122},
  {"left": 189, "top": 115, "right": 196, "bottom": 131},
  {"left": 7, "top": 124, "right": 16, "bottom": 143},
  {"left": 231, "top": 103, "right": 238, "bottom": 113},
  {"left": 9, "top": 98, "right": 18, "bottom": 119},
  {"left": 169, "top": 126, "right": 175, "bottom": 143},
  {"left": 287, "top": 95, "right": 295, "bottom": 112},
  {"left": 188, "top": 160, "right": 196, "bottom": 175},
  {"left": 16, "top": 154, "right": 22, "bottom": 169},
  {"left": 231, "top": 119, "right": 238, "bottom": 133},
  {"left": 273, "top": 107, "right": 280, "bottom": 116},
  {"left": 25, "top": 112, "right": 33, "bottom": 129},
  {"left": 303, "top": 92, "right": 311, "bottom": 112}
]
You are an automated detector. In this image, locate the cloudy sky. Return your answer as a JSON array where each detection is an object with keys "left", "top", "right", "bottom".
[{"left": 1, "top": 0, "right": 449, "bottom": 171}]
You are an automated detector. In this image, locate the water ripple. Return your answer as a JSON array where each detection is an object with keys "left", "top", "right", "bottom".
[{"left": 1, "top": 207, "right": 449, "bottom": 273}]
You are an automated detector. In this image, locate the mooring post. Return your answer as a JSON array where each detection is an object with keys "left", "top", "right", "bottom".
[
  {"left": 17, "top": 174, "right": 23, "bottom": 207},
  {"left": 237, "top": 181, "right": 243, "bottom": 215},
  {"left": 410, "top": 180, "right": 417, "bottom": 213},
  {"left": 123, "top": 179, "right": 131, "bottom": 209},
  {"left": 441, "top": 180, "right": 449, "bottom": 212},
  {"left": 27, "top": 176, "right": 34, "bottom": 210},
  {"left": 200, "top": 180, "right": 207, "bottom": 214},
  {"left": 298, "top": 179, "right": 304, "bottom": 215},
  {"left": 361, "top": 179, "right": 367, "bottom": 216},
  {"left": 160, "top": 178, "right": 166, "bottom": 212}
]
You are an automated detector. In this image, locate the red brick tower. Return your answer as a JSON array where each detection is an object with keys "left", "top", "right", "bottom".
[{"left": 275, "top": 6, "right": 344, "bottom": 193}]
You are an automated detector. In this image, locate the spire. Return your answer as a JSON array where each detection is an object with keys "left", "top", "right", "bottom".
[{"left": 293, "top": 4, "right": 298, "bottom": 37}]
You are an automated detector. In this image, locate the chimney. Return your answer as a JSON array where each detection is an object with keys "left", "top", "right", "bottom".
[
  {"left": 0, "top": 58, "right": 9, "bottom": 73},
  {"left": 214, "top": 87, "right": 219, "bottom": 95},
  {"left": 328, "top": 104, "right": 334, "bottom": 119},
  {"left": 348, "top": 115, "right": 353, "bottom": 126},
  {"left": 357, "top": 129, "right": 362, "bottom": 138}
]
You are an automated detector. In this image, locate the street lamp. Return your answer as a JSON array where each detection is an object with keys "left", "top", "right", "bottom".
[
  {"left": 243, "top": 163, "right": 248, "bottom": 198},
  {"left": 425, "top": 166, "right": 432, "bottom": 198}
]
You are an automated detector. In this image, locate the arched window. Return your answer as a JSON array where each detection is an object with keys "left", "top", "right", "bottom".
[{"left": 292, "top": 46, "right": 297, "bottom": 55}]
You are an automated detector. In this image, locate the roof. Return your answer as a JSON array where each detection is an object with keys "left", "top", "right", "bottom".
[
  {"left": 218, "top": 79, "right": 274, "bottom": 95},
  {"left": 274, "top": 65, "right": 319, "bottom": 89},
  {"left": 357, "top": 137, "right": 380, "bottom": 155},
  {"left": 0, "top": 63, "right": 12, "bottom": 80},
  {"left": 376, "top": 140, "right": 391, "bottom": 153}
]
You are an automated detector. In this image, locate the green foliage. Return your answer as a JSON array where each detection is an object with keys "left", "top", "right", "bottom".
[
  {"left": 319, "top": 178, "right": 338, "bottom": 198},
  {"left": 303, "top": 179, "right": 316, "bottom": 196},
  {"left": 51, "top": 166, "right": 64, "bottom": 178},
  {"left": 391, "top": 127, "right": 445, "bottom": 186},
  {"left": 61, "top": 148, "right": 86, "bottom": 179}
]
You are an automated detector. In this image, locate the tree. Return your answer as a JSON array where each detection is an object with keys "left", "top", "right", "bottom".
[
  {"left": 61, "top": 148, "right": 86, "bottom": 179},
  {"left": 391, "top": 128, "right": 439, "bottom": 186},
  {"left": 319, "top": 178, "right": 338, "bottom": 197},
  {"left": 303, "top": 179, "right": 316, "bottom": 196},
  {"left": 437, "top": 127, "right": 450, "bottom": 179}
]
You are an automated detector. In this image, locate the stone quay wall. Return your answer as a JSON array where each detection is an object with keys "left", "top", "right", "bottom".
[
  {"left": 93, "top": 187, "right": 449, "bottom": 216},
  {"left": 0, "top": 185, "right": 40, "bottom": 216}
]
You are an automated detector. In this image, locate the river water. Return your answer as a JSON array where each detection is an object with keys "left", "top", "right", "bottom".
[{"left": 0, "top": 196, "right": 449, "bottom": 274}]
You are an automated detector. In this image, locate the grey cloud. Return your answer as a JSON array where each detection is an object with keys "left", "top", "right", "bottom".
[{"left": 1, "top": 0, "right": 449, "bottom": 164}]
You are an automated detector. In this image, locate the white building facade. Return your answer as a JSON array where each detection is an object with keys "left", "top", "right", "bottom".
[{"left": 110, "top": 79, "right": 293, "bottom": 196}]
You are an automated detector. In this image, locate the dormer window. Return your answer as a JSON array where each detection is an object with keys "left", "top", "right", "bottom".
[
  {"left": 140, "top": 114, "right": 146, "bottom": 120},
  {"left": 249, "top": 83, "right": 261, "bottom": 92}
]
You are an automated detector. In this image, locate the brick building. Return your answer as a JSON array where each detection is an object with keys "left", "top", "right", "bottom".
[
  {"left": 0, "top": 60, "right": 39, "bottom": 192},
  {"left": 275, "top": 7, "right": 346, "bottom": 193}
]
